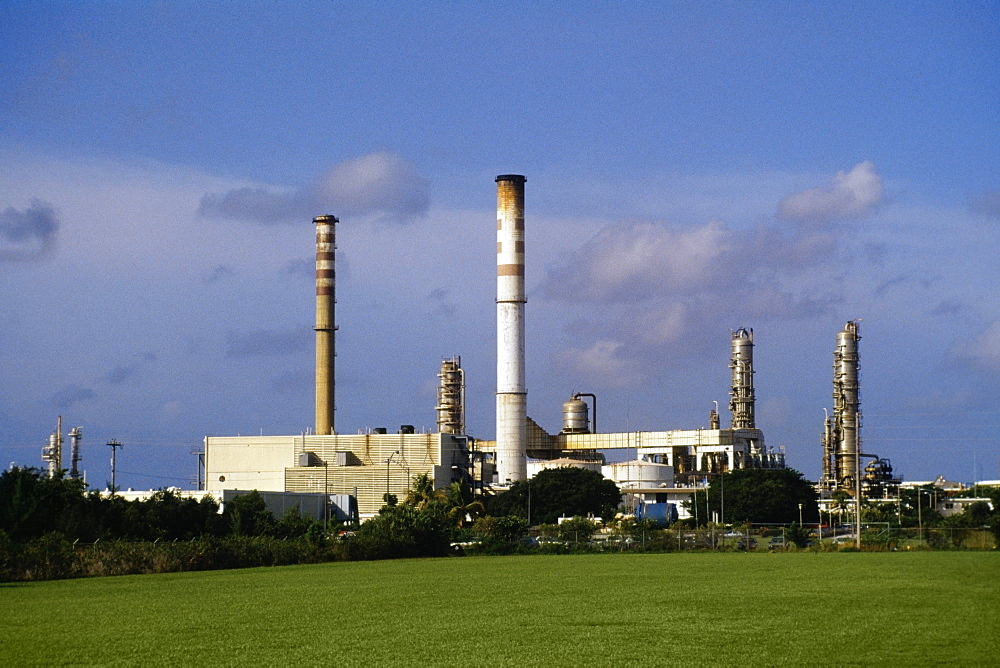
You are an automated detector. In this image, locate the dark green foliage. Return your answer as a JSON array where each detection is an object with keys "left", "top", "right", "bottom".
[
  {"left": 0, "top": 467, "right": 88, "bottom": 540},
  {"left": 272, "top": 505, "right": 314, "bottom": 539},
  {"left": 785, "top": 522, "right": 811, "bottom": 548},
  {"left": 0, "top": 534, "right": 350, "bottom": 582},
  {"left": 897, "top": 485, "right": 943, "bottom": 527},
  {"left": 687, "top": 468, "right": 819, "bottom": 526},
  {"left": 485, "top": 467, "right": 621, "bottom": 525},
  {"left": 348, "top": 503, "right": 453, "bottom": 560},
  {"left": 472, "top": 514, "right": 527, "bottom": 542},
  {"left": 941, "top": 501, "right": 992, "bottom": 528},
  {"left": 224, "top": 491, "right": 276, "bottom": 537},
  {"left": 557, "top": 516, "right": 598, "bottom": 544},
  {"left": 305, "top": 522, "right": 328, "bottom": 546}
]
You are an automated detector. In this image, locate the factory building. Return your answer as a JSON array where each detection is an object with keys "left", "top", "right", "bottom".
[
  {"left": 205, "top": 431, "right": 470, "bottom": 518},
  {"left": 203, "top": 175, "right": 786, "bottom": 521}
]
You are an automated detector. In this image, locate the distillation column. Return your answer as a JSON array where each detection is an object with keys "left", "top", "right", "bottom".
[
  {"left": 314, "top": 215, "right": 338, "bottom": 436},
  {"left": 729, "top": 328, "right": 755, "bottom": 429},
  {"left": 436, "top": 356, "right": 465, "bottom": 435},
  {"left": 41, "top": 416, "right": 62, "bottom": 478},
  {"left": 833, "top": 321, "right": 861, "bottom": 488},
  {"left": 68, "top": 426, "right": 82, "bottom": 480},
  {"left": 495, "top": 175, "right": 527, "bottom": 483}
]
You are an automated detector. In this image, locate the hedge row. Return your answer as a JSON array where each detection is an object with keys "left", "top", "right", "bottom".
[{"left": 0, "top": 533, "right": 349, "bottom": 582}]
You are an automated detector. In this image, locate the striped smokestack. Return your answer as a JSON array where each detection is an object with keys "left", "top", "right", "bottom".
[
  {"left": 495, "top": 175, "right": 527, "bottom": 483},
  {"left": 314, "top": 215, "right": 337, "bottom": 435}
]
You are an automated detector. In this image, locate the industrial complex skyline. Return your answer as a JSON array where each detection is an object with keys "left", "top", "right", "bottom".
[{"left": 2, "top": 2, "right": 998, "bottom": 489}]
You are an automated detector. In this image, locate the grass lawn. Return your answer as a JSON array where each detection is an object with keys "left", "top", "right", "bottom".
[{"left": 2, "top": 552, "right": 997, "bottom": 665}]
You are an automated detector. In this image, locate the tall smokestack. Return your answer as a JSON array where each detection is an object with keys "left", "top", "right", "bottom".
[
  {"left": 833, "top": 321, "right": 861, "bottom": 487},
  {"left": 496, "top": 175, "right": 527, "bottom": 483},
  {"left": 729, "top": 328, "right": 755, "bottom": 429},
  {"left": 314, "top": 215, "right": 337, "bottom": 436}
]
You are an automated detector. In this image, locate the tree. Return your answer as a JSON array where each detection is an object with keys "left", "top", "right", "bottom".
[
  {"left": 404, "top": 473, "right": 443, "bottom": 510},
  {"left": 557, "top": 516, "right": 598, "bottom": 544},
  {"left": 471, "top": 515, "right": 528, "bottom": 552},
  {"left": 785, "top": 522, "right": 811, "bottom": 548},
  {"left": 687, "top": 468, "right": 819, "bottom": 526},
  {"left": 225, "top": 491, "right": 276, "bottom": 537},
  {"left": 485, "top": 467, "right": 621, "bottom": 525},
  {"left": 442, "top": 481, "right": 485, "bottom": 528},
  {"left": 351, "top": 503, "right": 453, "bottom": 559},
  {"left": 941, "top": 501, "right": 992, "bottom": 529},
  {"left": 0, "top": 467, "right": 87, "bottom": 541}
]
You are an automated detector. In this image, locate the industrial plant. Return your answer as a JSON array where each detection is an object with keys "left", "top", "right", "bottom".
[
  {"left": 40, "top": 174, "right": 944, "bottom": 522},
  {"left": 198, "top": 175, "right": 789, "bottom": 519}
]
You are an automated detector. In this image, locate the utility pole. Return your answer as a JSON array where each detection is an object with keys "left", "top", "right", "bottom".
[
  {"left": 107, "top": 440, "right": 123, "bottom": 495},
  {"left": 190, "top": 449, "right": 205, "bottom": 490}
]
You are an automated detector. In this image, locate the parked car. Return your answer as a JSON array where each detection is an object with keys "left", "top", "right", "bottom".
[
  {"left": 768, "top": 536, "right": 786, "bottom": 550},
  {"left": 736, "top": 537, "right": 758, "bottom": 550}
]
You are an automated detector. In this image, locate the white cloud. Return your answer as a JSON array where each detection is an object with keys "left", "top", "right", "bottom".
[
  {"left": 553, "top": 340, "right": 645, "bottom": 388},
  {"left": 778, "top": 161, "right": 883, "bottom": 225},
  {"left": 312, "top": 152, "right": 430, "bottom": 223},
  {"left": 959, "top": 321, "right": 1000, "bottom": 371},
  {"left": 198, "top": 151, "right": 430, "bottom": 225},
  {"left": 543, "top": 221, "right": 729, "bottom": 303}
]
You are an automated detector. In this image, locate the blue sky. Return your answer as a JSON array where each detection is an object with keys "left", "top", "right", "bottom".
[{"left": 2, "top": 1, "right": 998, "bottom": 490}]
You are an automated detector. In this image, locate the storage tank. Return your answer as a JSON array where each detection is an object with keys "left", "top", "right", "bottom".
[
  {"left": 635, "top": 502, "right": 678, "bottom": 527},
  {"left": 603, "top": 460, "right": 674, "bottom": 488},
  {"left": 561, "top": 395, "right": 590, "bottom": 434}
]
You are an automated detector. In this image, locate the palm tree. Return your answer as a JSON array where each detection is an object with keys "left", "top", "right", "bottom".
[
  {"left": 443, "top": 480, "right": 485, "bottom": 528},
  {"left": 405, "top": 473, "right": 443, "bottom": 510},
  {"left": 831, "top": 489, "right": 852, "bottom": 527}
]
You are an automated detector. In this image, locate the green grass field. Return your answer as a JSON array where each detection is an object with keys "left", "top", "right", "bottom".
[{"left": 2, "top": 552, "right": 997, "bottom": 666}]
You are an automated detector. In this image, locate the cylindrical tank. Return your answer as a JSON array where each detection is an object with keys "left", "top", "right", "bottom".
[
  {"left": 603, "top": 460, "right": 675, "bottom": 488},
  {"left": 561, "top": 395, "right": 590, "bottom": 434}
]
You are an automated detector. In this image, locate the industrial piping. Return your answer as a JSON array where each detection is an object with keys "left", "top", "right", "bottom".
[
  {"left": 495, "top": 175, "right": 527, "bottom": 483},
  {"left": 314, "top": 215, "right": 338, "bottom": 436}
]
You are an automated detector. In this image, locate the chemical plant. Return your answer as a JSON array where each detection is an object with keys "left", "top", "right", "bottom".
[
  {"left": 40, "top": 174, "right": 939, "bottom": 521},
  {"left": 200, "top": 175, "right": 789, "bottom": 519}
]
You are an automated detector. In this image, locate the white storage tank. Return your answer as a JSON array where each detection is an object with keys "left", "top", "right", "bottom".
[{"left": 603, "top": 460, "right": 674, "bottom": 489}]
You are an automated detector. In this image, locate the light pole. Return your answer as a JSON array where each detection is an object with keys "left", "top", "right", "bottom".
[
  {"left": 324, "top": 460, "right": 329, "bottom": 532},
  {"left": 107, "top": 440, "right": 123, "bottom": 495},
  {"left": 385, "top": 451, "right": 398, "bottom": 504},
  {"left": 917, "top": 488, "right": 923, "bottom": 545},
  {"left": 527, "top": 475, "right": 531, "bottom": 526},
  {"left": 798, "top": 503, "right": 803, "bottom": 527}
]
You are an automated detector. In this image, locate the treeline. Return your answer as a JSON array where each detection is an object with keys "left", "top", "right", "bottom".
[
  {"left": 0, "top": 467, "right": 351, "bottom": 581},
  {"left": 0, "top": 466, "right": 624, "bottom": 581},
  {"left": 0, "top": 467, "right": 320, "bottom": 542}
]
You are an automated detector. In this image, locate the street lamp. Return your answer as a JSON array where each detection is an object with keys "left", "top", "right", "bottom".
[
  {"left": 798, "top": 503, "right": 803, "bottom": 527},
  {"left": 917, "top": 488, "right": 924, "bottom": 545},
  {"left": 385, "top": 451, "right": 398, "bottom": 504}
]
